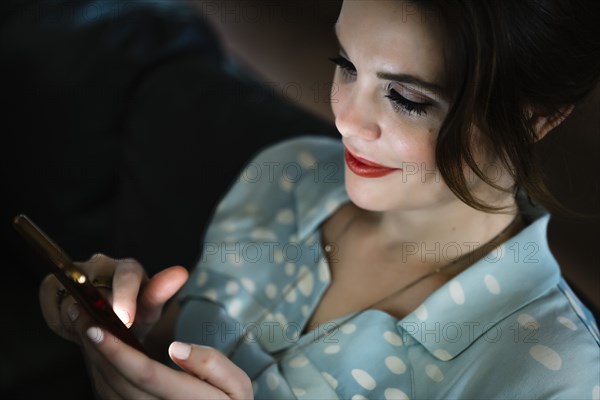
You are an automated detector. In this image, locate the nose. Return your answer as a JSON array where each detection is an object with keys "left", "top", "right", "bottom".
[{"left": 334, "top": 87, "right": 381, "bottom": 141}]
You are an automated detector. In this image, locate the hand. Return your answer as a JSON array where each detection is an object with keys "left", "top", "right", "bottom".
[
  {"left": 39, "top": 254, "right": 250, "bottom": 399},
  {"left": 82, "top": 326, "right": 253, "bottom": 399},
  {"left": 39, "top": 253, "right": 188, "bottom": 344}
]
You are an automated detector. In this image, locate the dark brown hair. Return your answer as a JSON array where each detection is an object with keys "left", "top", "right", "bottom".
[{"left": 413, "top": 0, "right": 600, "bottom": 214}]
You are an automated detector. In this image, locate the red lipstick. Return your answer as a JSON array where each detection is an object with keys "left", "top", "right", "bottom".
[{"left": 344, "top": 148, "right": 400, "bottom": 178}]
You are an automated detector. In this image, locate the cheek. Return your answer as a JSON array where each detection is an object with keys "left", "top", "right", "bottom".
[
  {"left": 387, "top": 128, "right": 453, "bottom": 193},
  {"left": 388, "top": 131, "right": 438, "bottom": 175}
]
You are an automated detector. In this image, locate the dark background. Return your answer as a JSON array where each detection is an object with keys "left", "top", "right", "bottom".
[{"left": 0, "top": 1, "right": 597, "bottom": 398}]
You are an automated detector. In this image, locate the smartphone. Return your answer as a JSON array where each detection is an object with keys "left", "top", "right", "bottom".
[{"left": 13, "top": 214, "right": 146, "bottom": 354}]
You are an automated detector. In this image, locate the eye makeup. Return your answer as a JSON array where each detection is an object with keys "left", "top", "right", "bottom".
[
  {"left": 329, "top": 54, "right": 432, "bottom": 117},
  {"left": 329, "top": 55, "right": 356, "bottom": 80}
]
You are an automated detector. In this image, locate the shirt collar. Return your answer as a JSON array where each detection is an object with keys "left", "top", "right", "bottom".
[
  {"left": 397, "top": 211, "right": 560, "bottom": 361},
  {"left": 294, "top": 158, "right": 349, "bottom": 242},
  {"left": 294, "top": 162, "right": 560, "bottom": 361}
]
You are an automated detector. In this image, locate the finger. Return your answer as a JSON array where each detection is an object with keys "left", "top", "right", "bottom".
[
  {"left": 169, "top": 342, "right": 253, "bottom": 400},
  {"left": 39, "top": 274, "right": 62, "bottom": 334},
  {"left": 39, "top": 274, "right": 77, "bottom": 342},
  {"left": 73, "top": 305, "right": 158, "bottom": 400},
  {"left": 135, "top": 266, "right": 188, "bottom": 332},
  {"left": 57, "top": 297, "right": 87, "bottom": 344},
  {"left": 83, "top": 343, "right": 158, "bottom": 400},
  {"left": 75, "top": 253, "right": 118, "bottom": 278},
  {"left": 40, "top": 253, "right": 116, "bottom": 338},
  {"left": 54, "top": 284, "right": 115, "bottom": 346},
  {"left": 112, "top": 258, "right": 146, "bottom": 327},
  {"left": 73, "top": 253, "right": 119, "bottom": 312},
  {"left": 85, "top": 326, "right": 229, "bottom": 399}
]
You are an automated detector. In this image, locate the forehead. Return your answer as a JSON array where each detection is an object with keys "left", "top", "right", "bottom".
[{"left": 336, "top": 0, "right": 445, "bottom": 86}]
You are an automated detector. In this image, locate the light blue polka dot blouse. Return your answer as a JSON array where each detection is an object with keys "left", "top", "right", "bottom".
[{"left": 176, "top": 136, "right": 600, "bottom": 399}]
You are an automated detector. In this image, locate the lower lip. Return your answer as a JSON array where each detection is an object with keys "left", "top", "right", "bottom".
[{"left": 344, "top": 149, "right": 400, "bottom": 178}]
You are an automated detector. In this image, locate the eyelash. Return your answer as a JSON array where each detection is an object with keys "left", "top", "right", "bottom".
[
  {"left": 329, "top": 55, "right": 356, "bottom": 79},
  {"left": 329, "top": 55, "right": 430, "bottom": 116}
]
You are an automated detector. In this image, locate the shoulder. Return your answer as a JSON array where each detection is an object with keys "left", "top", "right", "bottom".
[
  {"left": 462, "top": 281, "right": 599, "bottom": 399},
  {"left": 444, "top": 217, "right": 600, "bottom": 399}
]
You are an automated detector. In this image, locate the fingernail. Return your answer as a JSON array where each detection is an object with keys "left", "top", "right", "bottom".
[
  {"left": 114, "top": 307, "right": 131, "bottom": 327},
  {"left": 67, "top": 303, "right": 79, "bottom": 321},
  {"left": 169, "top": 341, "right": 191, "bottom": 360},
  {"left": 86, "top": 327, "right": 104, "bottom": 344}
]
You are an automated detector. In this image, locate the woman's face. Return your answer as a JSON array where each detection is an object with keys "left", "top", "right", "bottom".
[{"left": 332, "top": 1, "right": 481, "bottom": 212}]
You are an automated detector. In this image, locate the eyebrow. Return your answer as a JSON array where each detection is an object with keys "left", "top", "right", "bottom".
[{"left": 332, "top": 25, "right": 448, "bottom": 102}]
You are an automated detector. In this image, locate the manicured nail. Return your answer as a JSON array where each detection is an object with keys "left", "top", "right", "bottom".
[
  {"left": 86, "top": 327, "right": 104, "bottom": 344},
  {"left": 169, "top": 341, "right": 191, "bottom": 360},
  {"left": 67, "top": 303, "right": 79, "bottom": 321},
  {"left": 114, "top": 308, "right": 131, "bottom": 327}
]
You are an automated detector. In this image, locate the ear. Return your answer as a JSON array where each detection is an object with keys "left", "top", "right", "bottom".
[{"left": 530, "top": 104, "right": 574, "bottom": 141}]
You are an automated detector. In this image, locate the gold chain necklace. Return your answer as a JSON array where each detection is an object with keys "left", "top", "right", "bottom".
[
  {"left": 323, "top": 209, "right": 523, "bottom": 303},
  {"left": 230, "top": 209, "right": 524, "bottom": 380}
]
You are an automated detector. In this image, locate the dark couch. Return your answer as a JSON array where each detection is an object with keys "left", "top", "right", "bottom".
[{"left": 0, "top": 1, "right": 337, "bottom": 397}]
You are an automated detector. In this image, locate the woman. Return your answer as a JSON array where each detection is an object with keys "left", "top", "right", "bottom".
[{"left": 40, "top": 0, "right": 600, "bottom": 398}]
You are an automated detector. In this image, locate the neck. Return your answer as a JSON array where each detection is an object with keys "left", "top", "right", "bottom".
[{"left": 359, "top": 193, "right": 521, "bottom": 268}]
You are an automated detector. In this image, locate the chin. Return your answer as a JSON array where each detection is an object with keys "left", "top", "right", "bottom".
[
  {"left": 344, "top": 168, "right": 456, "bottom": 213},
  {"left": 344, "top": 170, "right": 401, "bottom": 212}
]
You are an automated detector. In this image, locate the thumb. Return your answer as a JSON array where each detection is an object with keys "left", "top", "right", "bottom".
[
  {"left": 169, "top": 342, "right": 253, "bottom": 400},
  {"left": 135, "top": 266, "right": 189, "bottom": 333}
]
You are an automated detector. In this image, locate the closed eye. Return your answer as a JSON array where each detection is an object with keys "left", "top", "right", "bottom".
[
  {"left": 329, "top": 55, "right": 356, "bottom": 79},
  {"left": 385, "top": 87, "right": 430, "bottom": 116},
  {"left": 329, "top": 54, "right": 432, "bottom": 117}
]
